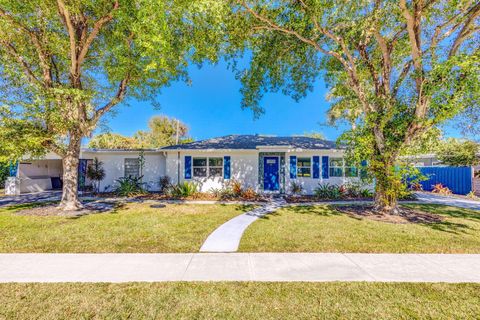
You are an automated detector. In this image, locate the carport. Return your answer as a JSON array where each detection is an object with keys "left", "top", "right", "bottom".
[{"left": 17, "top": 155, "right": 64, "bottom": 193}]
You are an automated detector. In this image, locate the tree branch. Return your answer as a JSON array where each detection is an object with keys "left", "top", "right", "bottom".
[
  {"left": 0, "top": 41, "right": 42, "bottom": 86},
  {"left": 56, "top": 0, "right": 78, "bottom": 84},
  {"left": 449, "top": 2, "right": 480, "bottom": 57},
  {"left": 77, "top": 1, "right": 119, "bottom": 67},
  {"left": 91, "top": 74, "right": 130, "bottom": 124},
  {"left": 0, "top": 7, "right": 52, "bottom": 86}
]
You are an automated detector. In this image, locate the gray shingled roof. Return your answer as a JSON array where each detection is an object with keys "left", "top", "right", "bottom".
[{"left": 161, "top": 135, "right": 337, "bottom": 150}]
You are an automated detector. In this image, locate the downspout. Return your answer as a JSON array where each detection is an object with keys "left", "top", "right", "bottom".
[{"left": 177, "top": 151, "right": 180, "bottom": 185}]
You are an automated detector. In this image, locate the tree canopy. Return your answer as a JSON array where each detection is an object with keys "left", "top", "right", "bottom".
[
  {"left": 227, "top": 0, "right": 479, "bottom": 213},
  {"left": 88, "top": 115, "right": 192, "bottom": 149},
  {"left": 0, "top": 0, "right": 226, "bottom": 209},
  {"left": 436, "top": 138, "right": 480, "bottom": 167}
]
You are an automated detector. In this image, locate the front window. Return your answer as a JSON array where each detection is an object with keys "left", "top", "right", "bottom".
[
  {"left": 124, "top": 158, "right": 140, "bottom": 178},
  {"left": 193, "top": 157, "right": 224, "bottom": 178},
  {"left": 297, "top": 157, "right": 311, "bottom": 177},
  {"left": 329, "top": 158, "right": 343, "bottom": 177},
  {"left": 344, "top": 160, "right": 358, "bottom": 177},
  {"left": 193, "top": 157, "right": 207, "bottom": 177}
]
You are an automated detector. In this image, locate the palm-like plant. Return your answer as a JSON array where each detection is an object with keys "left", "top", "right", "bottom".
[{"left": 86, "top": 158, "right": 106, "bottom": 194}]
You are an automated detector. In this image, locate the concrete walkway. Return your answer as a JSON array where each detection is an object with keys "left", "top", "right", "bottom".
[
  {"left": 200, "top": 198, "right": 286, "bottom": 252},
  {"left": 0, "top": 253, "right": 479, "bottom": 283}
]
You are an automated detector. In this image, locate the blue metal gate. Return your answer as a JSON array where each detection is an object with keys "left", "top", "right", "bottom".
[{"left": 417, "top": 166, "right": 472, "bottom": 195}]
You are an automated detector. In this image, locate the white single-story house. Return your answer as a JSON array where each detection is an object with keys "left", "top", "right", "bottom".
[{"left": 9, "top": 135, "right": 367, "bottom": 195}]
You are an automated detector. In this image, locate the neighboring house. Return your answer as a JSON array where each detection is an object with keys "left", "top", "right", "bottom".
[{"left": 11, "top": 135, "right": 366, "bottom": 195}]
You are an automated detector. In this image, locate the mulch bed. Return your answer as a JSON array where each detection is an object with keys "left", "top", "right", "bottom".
[
  {"left": 335, "top": 205, "right": 444, "bottom": 224},
  {"left": 284, "top": 195, "right": 373, "bottom": 203},
  {"left": 15, "top": 201, "right": 118, "bottom": 217},
  {"left": 95, "top": 192, "right": 268, "bottom": 202}
]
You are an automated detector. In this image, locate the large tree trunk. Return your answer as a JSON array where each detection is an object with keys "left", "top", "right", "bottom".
[
  {"left": 58, "top": 135, "right": 83, "bottom": 211},
  {"left": 371, "top": 156, "right": 401, "bottom": 215}
]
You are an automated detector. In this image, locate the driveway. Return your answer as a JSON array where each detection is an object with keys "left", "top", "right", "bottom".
[
  {"left": 0, "top": 191, "right": 62, "bottom": 207},
  {"left": 415, "top": 192, "right": 480, "bottom": 211}
]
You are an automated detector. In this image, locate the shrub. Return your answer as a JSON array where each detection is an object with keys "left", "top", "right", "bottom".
[
  {"left": 432, "top": 183, "right": 453, "bottom": 195},
  {"left": 115, "top": 176, "right": 146, "bottom": 197},
  {"left": 168, "top": 182, "right": 198, "bottom": 198},
  {"left": 314, "top": 183, "right": 343, "bottom": 200},
  {"left": 290, "top": 181, "right": 303, "bottom": 195},
  {"left": 230, "top": 180, "right": 243, "bottom": 196},
  {"left": 86, "top": 158, "right": 106, "bottom": 194},
  {"left": 159, "top": 176, "right": 171, "bottom": 193},
  {"left": 360, "top": 188, "right": 373, "bottom": 198},
  {"left": 466, "top": 191, "right": 479, "bottom": 200},
  {"left": 410, "top": 182, "right": 423, "bottom": 191},
  {"left": 241, "top": 187, "right": 258, "bottom": 200},
  {"left": 342, "top": 182, "right": 363, "bottom": 198}
]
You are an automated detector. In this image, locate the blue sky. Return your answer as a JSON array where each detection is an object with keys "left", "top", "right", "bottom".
[{"left": 98, "top": 60, "right": 460, "bottom": 143}]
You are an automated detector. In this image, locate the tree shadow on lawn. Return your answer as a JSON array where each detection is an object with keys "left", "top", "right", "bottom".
[
  {"left": 258, "top": 205, "right": 341, "bottom": 220},
  {"left": 260, "top": 204, "right": 473, "bottom": 235}
]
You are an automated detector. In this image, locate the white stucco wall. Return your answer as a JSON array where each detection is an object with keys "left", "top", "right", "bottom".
[
  {"left": 82, "top": 151, "right": 166, "bottom": 192},
  {"left": 166, "top": 150, "right": 259, "bottom": 193},
  {"left": 284, "top": 150, "right": 365, "bottom": 194},
  {"left": 165, "top": 149, "right": 369, "bottom": 194}
]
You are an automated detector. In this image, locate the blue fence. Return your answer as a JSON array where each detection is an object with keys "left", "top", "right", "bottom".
[{"left": 417, "top": 166, "right": 472, "bottom": 195}]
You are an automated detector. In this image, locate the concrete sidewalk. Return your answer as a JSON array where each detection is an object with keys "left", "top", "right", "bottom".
[{"left": 1, "top": 253, "right": 479, "bottom": 283}]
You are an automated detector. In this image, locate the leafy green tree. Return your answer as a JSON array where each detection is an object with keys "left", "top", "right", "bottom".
[
  {"left": 86, "top": 157, "right": 106, "bottom": 193},
  {"left": 88, "top": 115, "right": 193, "bottom": 149},
  {"left": 133, "top": 115, "right": 193, "bottom": 148},
  {"left": 303, "top": 131, "right": 326, "bottom": 140},
  {"left": 87, "top": 133, "right": 137, "bottom": 150},
  {"left": 228, "top": 0, "right": 479, "bottom": 214},
  {"left": 437, "top": 139, "right": 480, "bottom": 167},
  {"left": 0, "top": 0, "right": 224, "bottom": 210}
]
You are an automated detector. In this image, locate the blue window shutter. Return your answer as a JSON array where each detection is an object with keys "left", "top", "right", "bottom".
[
  {"left": 313, "top": 156, "right": 320, "bottom": 179},
  {"left": 322, "top": 156, "right": 329, "bottom": 179},
  {"left": 290, "top": 156, "right": 297, "bottom": 179},
  {"left": 224, "top": 156, "right": 231, "bottom": 179},
  {"left": 184, "top": 156, "right": 192, "bottom": 179}
]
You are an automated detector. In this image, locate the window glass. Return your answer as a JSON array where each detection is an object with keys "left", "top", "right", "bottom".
[
  {"left": 344, "top": 160, "right": 358, "bottom": 177},
  {"left": 192, "top": 157, "right": 223, "bottom": 178},
  {"left": 193, "top": 158, "right": 207, "bottom": 167},
  {"left": 193, "top": 157, "right": 207, "bottom": 177},
  {"left": 209, "top": 158, "right": 223, "bottom": 167},
  {"left": 329, "top": 158, "right": 343, "bottom": 177},
  {"left": 124, "top": 158, "right": 140, "bottom": 178},
  {"left": 193, "top": 167, "right": 207, "bottom": 177},
  {"left": 208, "top": 157, "right": 223, "bottom": 177},
  {"left": 297, "top": 157, "right": 311, "bottom": 177}
]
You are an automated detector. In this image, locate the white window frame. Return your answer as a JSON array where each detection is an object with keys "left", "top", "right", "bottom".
[
  {"left": 329, "top": 158, "right": 344, "bottom": 177},
  {"left": 297, "top": 157, "right": 312, "bottom": 178},
  {"left": 192, "top": 157, "right": 224, "bottom": 178},
  {"left": 208, "top": 157, "right": 224, "bottom": 178},
  {"left": 192, "top": 157, "right": 208, "bottom": 178}
]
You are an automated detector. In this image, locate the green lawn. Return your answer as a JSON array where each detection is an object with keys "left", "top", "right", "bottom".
[
  {"left": 240, "top": 204, "right": 480, "bottom": 253},
  {"left": 1, "top": 282, "right": 479, "bottom": 319},
  {"left": 0, "top": 203, "right": 251, "bottom": 253}
]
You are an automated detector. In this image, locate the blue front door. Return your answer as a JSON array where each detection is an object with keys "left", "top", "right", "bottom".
[{"left": 263, "top": 157, "right": 279, "bottom": 191}]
